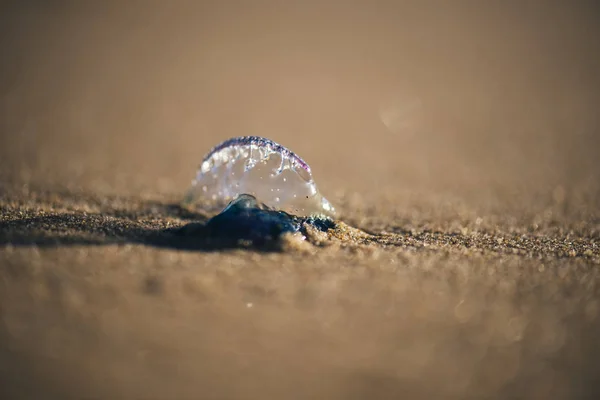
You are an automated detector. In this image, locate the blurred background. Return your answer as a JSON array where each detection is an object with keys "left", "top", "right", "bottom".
[{"left": 1, "top": 1, "right": 599, "bottom": 212}]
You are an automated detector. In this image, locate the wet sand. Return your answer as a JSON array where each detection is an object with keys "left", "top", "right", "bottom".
[{"left": 1, "top": 2, "right": 599, "bottom": 399}]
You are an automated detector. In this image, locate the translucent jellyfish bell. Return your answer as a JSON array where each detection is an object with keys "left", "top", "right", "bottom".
[{"left": 183, "top": 136, "right": 336, "bottom": 217}]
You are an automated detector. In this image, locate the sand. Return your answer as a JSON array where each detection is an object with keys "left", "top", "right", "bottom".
[{"left": 1, "top": 2, "right": 599, "bottom": 399}]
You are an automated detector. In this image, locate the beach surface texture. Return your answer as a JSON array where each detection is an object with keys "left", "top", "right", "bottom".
[{"left": 1, "top": 3, "right": 599, "bottom": 399}]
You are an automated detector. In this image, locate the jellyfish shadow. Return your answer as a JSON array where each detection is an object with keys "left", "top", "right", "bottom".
[{"left": 0, "top": 191, "right": 315, "bottom": 252}]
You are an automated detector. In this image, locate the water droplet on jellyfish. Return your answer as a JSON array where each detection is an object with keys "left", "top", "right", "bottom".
[{"left": 183, "top": 136, "right": 335, "bottom": 217}]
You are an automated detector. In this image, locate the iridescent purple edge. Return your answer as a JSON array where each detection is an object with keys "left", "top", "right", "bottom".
[{"left": 202, "top": 136, "right": 312, "bottom": 174}]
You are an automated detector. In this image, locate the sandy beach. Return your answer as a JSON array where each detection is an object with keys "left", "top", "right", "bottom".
[{"left": 1, "top": 2, "right": 599, "bottom": 399}]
